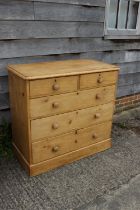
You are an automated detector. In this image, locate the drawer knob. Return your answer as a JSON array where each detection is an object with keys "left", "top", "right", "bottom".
[
  {"left": 52, "top": 146, "right": 59, "bottom": 152},
  {"left": 94, "top": 113, "right": 100, "bottom": 119},
  {"left": 96, "top": 94, "right": 101, "bottom": 100},
  {"left": 53, "top": 83, "right": 60, "bottom": 91},
  {"left": 52, "top": 123, "right": 59, "bottom": 130},
  {"left": 52, "top": 102, "right": 59, "bottom": 108},
  {"left": 44, "top": 97, "right": 49, "bottom": 102},
  {"left": 97, "top": 77, "right": 103, "bottom": 84},
  {"left": 92, "top": 133, "right": 97, "bottom": 139}
]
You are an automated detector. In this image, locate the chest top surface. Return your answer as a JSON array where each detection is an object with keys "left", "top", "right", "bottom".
[{"left": 8, "top": 59, "right": 119, "bottom": 80}]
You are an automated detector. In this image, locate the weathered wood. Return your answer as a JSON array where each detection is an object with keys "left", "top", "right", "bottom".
[
  {"left": 119, "top": 62, "right": 140, "bottom": 75},
  {"left": 0, "top": 93, "right": 9, "bottom": 110},
  {"left": 29, "top": 0, "right": 106, "bottom": 7},
  {"left": 81, "top": 51, "right": 140, "bottom": 64},
  {"left": 0, "top": 76, "right": 8, "bottom": 93},
  {"left": 34, "top": 2, "right": 105, "bottom": 22},
  {"left": 2, "top": 38, "right": 140, "bottom": 59},
  {"left": 0, "top": 1, "right": 34, "bottom": 20},
  {"left": 0, "top": 110, "right": 10, "bottom": 123},
  {"left": 0, "top": 21, "right": 104, "bottom": 40},
  {"left": 118, "top": 72, "right": 140, "bottom": 88},
  {"left": 134, "top": 72, "right": 140, "bottom": 84},
  {"left": 117, "top": 85, "right": 134, "bottom": 97},
  {"left": 134, "top": 84, "right": 140, "bottom": 94},
  {"left": 118, "top": 74, "right": 134, "bottom": 87}
]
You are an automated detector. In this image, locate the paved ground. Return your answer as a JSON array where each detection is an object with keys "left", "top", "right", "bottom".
[
  {"left": 0, "top": 107, "right": 140, "bottom": 210},
  {"left": 78, "top": 174, "right": 140, "bottom": 210}
]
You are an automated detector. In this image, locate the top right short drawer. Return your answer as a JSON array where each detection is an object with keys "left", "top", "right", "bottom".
[{"left": 80, "top": 71, "right": 118, "bottom": 90}]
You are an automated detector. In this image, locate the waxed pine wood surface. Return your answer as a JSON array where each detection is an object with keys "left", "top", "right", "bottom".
[
  {"left": 80, "top": 71, "right": 118, "bottom": 89},
  {"left": 8, "top": 59, "right": 118, "bottom": 80},
  {"left": 29, "top": 85, "right": 116, "bottom": 119},
  {"left": 29, "top": 75, "right": 78, "bottom": 98},
  {"left": 31, "top": 102, "right": 114, "bottom": 141},
  {"left": 8, "top": 59, "right": 118, "bottom": 176},
  {"left": 30, "top": 139, "right": 111, "bottom": 176},
  {"left": 8, "top": 72, "right": 31, "bottom": 162},
  {"left": 32, "top": 121, "right": 112, "bottom": 163}
]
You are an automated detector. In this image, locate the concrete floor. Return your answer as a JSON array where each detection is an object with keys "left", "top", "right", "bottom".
[{"left": 0, "top": 107, "right": 140, "bottom": 210}]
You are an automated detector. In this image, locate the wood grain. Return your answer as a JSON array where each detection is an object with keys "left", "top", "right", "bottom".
[
  {"left": 0, "top": 21, "right": 104, "bottom": 40},
  {"left": 0, "top": 1, "right": 34, "bottom": 20},
  {"left": 80, "top": 71, "right": 118, "bottom": 89},
  {"left": 30, "top": 75, "right": 78, "bottom": 98},
  {"left": 32, "top": 121, "right": 112, "bottom": 163},
  {"left": 8, "top": 59, "right": 118, "bottom": 176},
  {"left": 3, "top": 38, "right": 140, "bottom": 59},
  {"left": 34, "top": 2, "right": 105, "bottom": 22},
  {"left": 30, "top": 139, "right": 111, "bottom": 176},
  {"left": 30, "top": 85, "right": 116, "bottom": 119},
  {"left": 8, "top": 60, "right": 118, "bottom": 80},
  {"left": 31, "top": 102, "right": 114, "bottom": 141},
  {"left": 8, "top": 72, "right": 31, "bottom": 162},
  {"left": 28, "top": 0, "right": 106, "bottom": 7}
]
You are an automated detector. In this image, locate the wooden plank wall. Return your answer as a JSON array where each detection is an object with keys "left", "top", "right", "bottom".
[{"left": 0, "top": 0, "right": 140, "bottom": 122}]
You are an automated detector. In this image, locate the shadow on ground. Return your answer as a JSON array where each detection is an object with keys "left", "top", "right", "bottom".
[{"left": 0, "top": 107, "right": 140, "bottom": 210}]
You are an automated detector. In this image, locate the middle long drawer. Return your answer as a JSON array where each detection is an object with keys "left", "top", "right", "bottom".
[
  {"left": 31, "top": 102, "right": 114, "bottom": 141},
  {"left": 29, "top": 85, "right": 115, "bottom": 119}
]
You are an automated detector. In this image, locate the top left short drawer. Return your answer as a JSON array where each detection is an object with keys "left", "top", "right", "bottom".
[{"left": 29, "top": 76, "right": 78, "bottom": 98}]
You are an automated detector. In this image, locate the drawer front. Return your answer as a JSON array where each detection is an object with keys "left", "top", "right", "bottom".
[
  {"left": 31, "top": 102, "right": 114, "bottom": 141},
  {"left": 30, "top": 85, "right": 116, "bottom": 119},
  {"left": 30, "top": 76, "right": 78, "bottom": 98},
  {"left": 32, "top": 121, "right": 112, "bottom": 163},
  {"left": 80, "top": 71, "right": 118, "bottom": 90}
]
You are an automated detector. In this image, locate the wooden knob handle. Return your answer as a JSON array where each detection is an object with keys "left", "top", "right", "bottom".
[
  {"left": 52, "top": 102, "right": 59, "bottom": 108},
  {"left": 52, "top": 83, "right": 60, "bottom": 91},
  {"left": 97, "top": 77, "right": 103, "bottom": 84},
  {"left": 94, "top": 113, "right": 100, "bottom": 119},
  {"left": 52, "top": 146, "right": 59, "bottom": 152},
  {"left": 92, "top": 133, "right": 97, "bottom": 139},
  {"left": 52, "top": 123, "right": 59, "bottom": 129},
  {"left": 44, "top": 97, "right": 49, "bottom": 103},
  {"left": 96, "top": 94, "right": 101, "bottom": 100}
]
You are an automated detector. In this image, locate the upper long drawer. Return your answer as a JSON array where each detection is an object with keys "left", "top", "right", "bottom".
[
  {"left": 80, "top": 71, "right": 118, "bottom": 90},
  {"left": 31, "top": 102, "right": 114, "bottom": 141},
  {"left": 30, "top": 85, "right": 116, "bottom": 119},
  {"left": 29, "top": 76, "right": 78, "bottom": 98}
]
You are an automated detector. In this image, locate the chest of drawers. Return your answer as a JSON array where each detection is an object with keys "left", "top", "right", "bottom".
[{"left": 8, "top": 59, "right": 119, "bottom": 176}]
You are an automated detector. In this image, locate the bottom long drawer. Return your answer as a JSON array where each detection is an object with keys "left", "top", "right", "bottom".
[{"left": 32, "top": 121, "right": 112, "bottom": 164}]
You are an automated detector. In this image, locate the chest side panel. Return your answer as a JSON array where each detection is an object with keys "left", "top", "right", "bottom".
[{"left": 9, "top": 72, "right": 30, "bottom": 162}]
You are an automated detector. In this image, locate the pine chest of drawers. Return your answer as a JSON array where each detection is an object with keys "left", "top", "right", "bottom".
[{"left": 8, "top": 59, "right": 119, "bottom": 176}]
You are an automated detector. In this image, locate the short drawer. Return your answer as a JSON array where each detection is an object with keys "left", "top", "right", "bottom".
[
  {"left": 80, "top": 71, "right": 118, "bottom": 90},
  {"left": 32, "top": 121, "right": 112, "bottom": 163},
  {"left": 31, "top": 102, "right": 114, "bottom": 141},
  {"left": 29, "top": 75, "right": 78, "bottom": 98},
  {"left": 30, "top": 85, "right": 116, "bottom": 119}
]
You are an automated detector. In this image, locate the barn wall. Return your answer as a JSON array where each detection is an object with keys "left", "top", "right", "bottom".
[{"left": 0, "top": 0, "right": 140, "bottom": 121}]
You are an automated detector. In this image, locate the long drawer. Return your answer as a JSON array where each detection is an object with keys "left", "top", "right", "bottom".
[
  {"left": 32, "top": 121, "right": 112, "bottom": 163},
  {"left": 30, "top": 85, "right": 115, "bottom": 119},
  {"left": 31, "top": 102, "right": 114, "bottom": 141}
]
